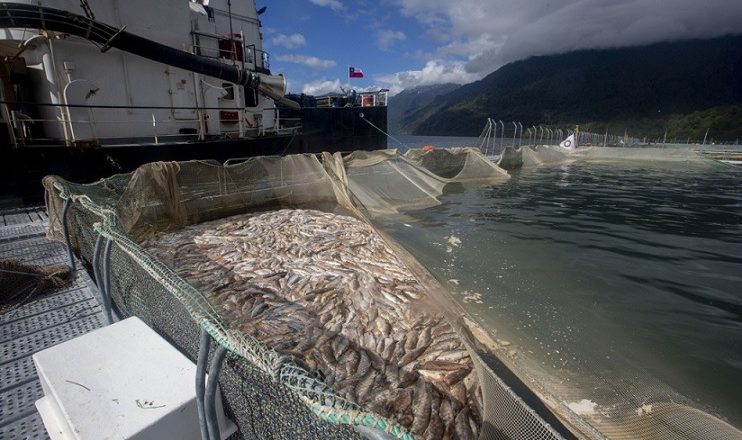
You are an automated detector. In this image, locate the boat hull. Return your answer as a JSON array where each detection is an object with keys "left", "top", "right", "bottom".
[{"left": 2, "top": 106, "right": 387, "bottom": 201}]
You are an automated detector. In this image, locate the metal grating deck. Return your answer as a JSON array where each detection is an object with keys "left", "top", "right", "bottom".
[{"left": 0, "top": 206, "right": 104, "bottom": 440}]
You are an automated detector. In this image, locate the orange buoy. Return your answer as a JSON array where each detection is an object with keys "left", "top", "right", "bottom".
[{"left": 422, "top": 145, "right": 435, "bottom": 151}]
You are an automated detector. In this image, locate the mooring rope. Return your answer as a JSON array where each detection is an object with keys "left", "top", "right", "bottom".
[{"left": 359, "top": 113, "right": 408, "bottom": 150}]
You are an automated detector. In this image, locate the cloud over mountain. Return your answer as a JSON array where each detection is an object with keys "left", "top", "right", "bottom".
[
  {"left": 393, "top": 0, "right": 742, "bottom": 75},
  {"left": 302, "top": 78, "right": 343, "bottom": 95},
  {"left": 276, "top": 54, "right": 337, "bottom": 69}
]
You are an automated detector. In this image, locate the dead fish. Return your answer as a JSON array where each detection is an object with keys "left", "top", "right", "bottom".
[
  {"left": 419, "top": 360, "right": 465, "bottom": 372},
  {"left": 353, "top": 350, "right": 370, "bottom": 379},
  {"left": 354, "top": 369, "right": 376, "bottom": 402},
  {"left": 250, "top": 302, "right": 270, "bottom": 318},
  {"left": 453, "top": 407, "right": 473, "bottom": 440},
  {"left": 416, "top": 326, "right": 432, "bottom": 349},
  {"left": 411, "top": 377, "right": 432, "bottom": 434},
  {"left": 332, "top": 335, "right": 350, "bottom": 359},
  {"left": 424, "top": 394, "right": 443, "bottom": 440},
  {"left": 399, "top": 345, "right": 427, "bottom": 367},
  {"left": 439, "top": 398, "right": 454, "bottom": 434},
  {"left": 444, "top": 366, "right": 472, "bottom": 386},
  {"left": 144, "top": 208, "right": 482, "bottom": 437}
]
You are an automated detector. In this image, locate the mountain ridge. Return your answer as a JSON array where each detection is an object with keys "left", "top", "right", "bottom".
[{"left": 388, "top": 35, "right": 742, "bottom": 140}]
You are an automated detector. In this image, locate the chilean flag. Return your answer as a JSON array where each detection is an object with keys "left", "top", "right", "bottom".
[{"left": 349, "top": 67, "right": 364, "bottom": 78}]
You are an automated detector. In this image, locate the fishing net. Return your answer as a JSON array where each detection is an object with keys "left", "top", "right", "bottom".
[
  {"left": 0, "top": 259, "right": 72, "bottom": 314},
  {"left": 403, "top": 148, "right": 510, "bottom": 182},
  {"left": 323, "top": 148, "right": 509, "bottom": 216},
  {"left": 43, "top": 149, "right": 565, "bottom": 440},
  {"left": 512, "top": 145, "right": 719, "bottom": 169},
  {"left": 495, "top": 147, "right": 524, "bottom": 171}
]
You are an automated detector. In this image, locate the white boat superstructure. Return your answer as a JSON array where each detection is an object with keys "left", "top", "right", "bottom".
[{"left": 0, "top": 0, "right": 288, "bottom": 146}]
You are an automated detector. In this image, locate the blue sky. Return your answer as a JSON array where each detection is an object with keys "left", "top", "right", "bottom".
[
  {"left": 258, "top": 0, "right": 742, "bottom": 96},
  {"left": 261, "top": 0, "right": 449, "bottom": 95}
]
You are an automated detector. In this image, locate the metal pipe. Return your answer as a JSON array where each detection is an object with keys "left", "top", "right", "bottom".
[
  {"left": 491, "top": 119, "right": 497, "bottom": 155},
  {"left": 61, "top": 198, "right": 76, "bottom": 271},
  {"left": 512, "top": 121, "right": 517, "bottom": 147},
  {"left": 539, "top": 126, "right": 544, "bottom": 145},
  {"left": 0, "top": 3, "right": 299, "bottom": 109},
  {"left": 101, "top": 238, "right": 113, "bottom": 325},
  {"left": 481, "top": 120, "right": 491, "bottom": 156},
  {"left": 205, "top": 345, "right": 228, "bottom": 440},
  {"left": 91, "top": 234, "right": 107, "bottom": 317},
  {"left": 477, "top": 119, "right": 489, "bottom": 153},
  {"left": 42, "top": 39, "right": 72, "bottom": 145},
  {"left": 518, "top": 122, "right": 523, "bottom": 146},
  {"left": 498, "top": 120, "right": 505, "bottom": 150},
  {"left": 196, "top": 329, "right": 211, "bottom": 440}
]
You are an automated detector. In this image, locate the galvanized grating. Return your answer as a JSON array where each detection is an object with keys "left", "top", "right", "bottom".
[
  {"left": 0, "top": 357, "right": 38, "bottom": 393},
  {"left": 0, "top": 298, "right": 101, "bottom": 345},
  {"left": 0, "top": 224, "right": 46, "bottom": 244},
  {"left": 0, "top": 287, "right": 96, "bottom": 325},
  {"left": 0, "top": 237, "right": 66, "bottom": 264},
  {"left": 1, "top": 206, "right": 105, "bottom": 440},
  {"left": 0, "top": 379, "right": 44, "bottom": 427},
  {"left": 0, "top": 411, "right": 48, "bottom": 440},
  {"left": 0, "top": 314, "right": 104, "bottom": 365}
]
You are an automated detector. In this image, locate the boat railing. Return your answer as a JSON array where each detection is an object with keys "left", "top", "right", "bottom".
[
  {"left": 245, "top": 44, "right": 271, "bottom": 72},
  {"left": 357, "top": 90, "right": 388, "bottom": 107},
  {"left": 190, "top": 31, "right": 271, "bottom": 73},
  {"left": 0, "top": 101, "right": 295, "bottom": 147},
  {"left": 312, "top": 90, "right": 389, "bottom": 108},
  {"left": 476, "top": 118, "right": 649, "bottom": 157}
]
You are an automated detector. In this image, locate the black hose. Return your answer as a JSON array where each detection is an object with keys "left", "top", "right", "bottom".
[
  {"left": 101, "top": 238, "right": 113, "bottom": 325},
  {"left": 196, "top": 329, "right": 211, "bottom": 440},
  {"left": 205, "top": 345, "right": 228, "bottom": 440},
  {"left": 60, "top": 198, "right": 76, "bottom": 271},
  {"left": 0, "top": 3, "right": 256, "bottom": 88}
]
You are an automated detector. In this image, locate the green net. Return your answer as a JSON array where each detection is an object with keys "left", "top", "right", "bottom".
[{"left": 43, "top": 149, "right": 567, "bottom": 440}]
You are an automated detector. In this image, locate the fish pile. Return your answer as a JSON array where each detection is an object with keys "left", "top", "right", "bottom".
[{"left": 142, "top": 209, "right": 482, "bottom": 439}]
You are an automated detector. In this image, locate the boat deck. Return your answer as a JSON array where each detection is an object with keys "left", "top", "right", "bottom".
[{"left": 0, "top": 207, "right": 104, "bottom": 440}]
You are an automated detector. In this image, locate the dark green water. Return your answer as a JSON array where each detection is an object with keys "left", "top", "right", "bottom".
[{"left": 376, "top": 161, "right": 742, "bottom": 430}]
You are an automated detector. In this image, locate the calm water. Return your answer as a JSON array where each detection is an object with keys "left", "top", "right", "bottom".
[{"left": 374, "top": 148, "right": 742, "bottom": 429}]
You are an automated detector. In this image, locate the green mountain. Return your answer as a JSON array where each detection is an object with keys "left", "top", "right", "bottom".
[
  {"left": 388, "top": 83, "right": 460, "bottom": 134},
  {"left": 392, "top": 36, "right": 742, "bottom": 140}
]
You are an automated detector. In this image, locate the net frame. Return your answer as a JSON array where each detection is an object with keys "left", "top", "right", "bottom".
[{"left": 42, "top": 150, "right": 569, "bottom": 440}]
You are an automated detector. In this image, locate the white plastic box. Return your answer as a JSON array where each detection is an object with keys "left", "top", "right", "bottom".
[{"left": 33, "top": 317, "right": 236, "bottom": 440}]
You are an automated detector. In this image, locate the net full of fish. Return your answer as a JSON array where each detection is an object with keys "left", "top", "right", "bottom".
[{"left": 142, "top": 209, "right": 482, "bottom": 439}]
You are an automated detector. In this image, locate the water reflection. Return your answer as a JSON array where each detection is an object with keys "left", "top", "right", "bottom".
[{"left": 375, "top": 162, "right": 742, "bottom": 431}]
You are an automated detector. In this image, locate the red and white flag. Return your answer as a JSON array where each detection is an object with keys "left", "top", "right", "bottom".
[
  {"left": 349, "top": 67, "right": 364, "bottom": 78},
  {"left": 560, "top": 134, "right": 576, "bottom": 150}
]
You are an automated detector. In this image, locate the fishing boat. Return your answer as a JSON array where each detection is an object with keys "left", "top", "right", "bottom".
[{"left": 0, "top": 0, "right": 388, "bottom": 200}]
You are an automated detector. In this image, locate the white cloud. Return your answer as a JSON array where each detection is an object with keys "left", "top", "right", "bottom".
[
  {"left": 309, "top": 0, "right": 344, "bottom": 11},
  {"left": 275, "top": 54, "right": 337, "bottom": 69},
  {"left": 270, "top": 33, "right": 306, "bottom": 49},
  {"left": 302, "top": 78, "right": 343, "bottom": 95},
  {"left": 392, "top": 0, "right": 742, "bottom": 74},
  {"left": 376, "top": 29, "right": 407, "bottom": 50},
  {"left": 377, "top": 60, "right": 481, "bottom": 95}
]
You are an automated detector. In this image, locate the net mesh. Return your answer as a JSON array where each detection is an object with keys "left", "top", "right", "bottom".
[
  {"left": 43, "top": 149, "right": 564, "bottom": 440},
  {"left": 514, "top": 145, "right": 720, "bottom": 169}
]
